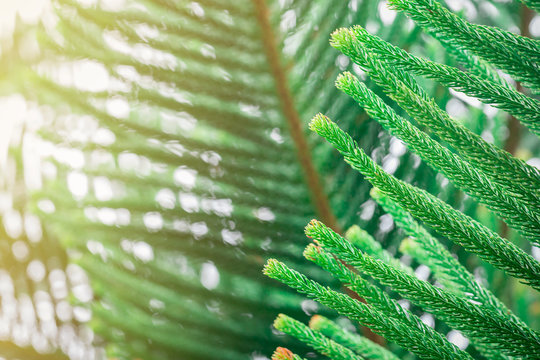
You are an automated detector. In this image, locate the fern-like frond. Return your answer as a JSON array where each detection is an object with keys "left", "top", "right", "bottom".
[
  {"left": 347, "top": 25, "right": 540, "bottom": 135},
  {"left": 309, "top": 315, "right": 399, "bottom": 360},
  {"left": 330, "top": 28, "right": 540, "bottom": 222},
  {"left": 273, "top": 314, "right": 361, "bottom": 360},
  {"left": 309, "top": 114, "right": 540, "bottom": 288},
  {"left": 264, "top": 258, "right": 472, "bottom": 360},
  {"left": 306, "top": 219, "right": 540, "bottom": 358},
  {"left": 389, "top": 0, "right": 540, "bottom": 90},
  {"left": 335, "top": 70, "right": 539, "bottom": 242},
  {"left": 15, "top": 0, "right": 402, "bottom": 358}
]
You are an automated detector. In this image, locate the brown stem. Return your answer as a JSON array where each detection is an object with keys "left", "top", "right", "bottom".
[
  {"left": 504, "top": 116, "right": 521, "bottom": 155},
  {"left": 504, "top": 4, "right": 534, "bottom": 155},
  {"left": 252, "top": 0, "right": 387, "bottom": 346},
  {"left": 501, "top": 4, "right": 534, "bottom": 239},
  {"left": 252, "top": 0, "right": 339, "bottom": 233}
]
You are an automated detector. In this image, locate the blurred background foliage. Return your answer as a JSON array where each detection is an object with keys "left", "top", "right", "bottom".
[{"left": 0, "top": 0, "right": 538, "bottom": 359}]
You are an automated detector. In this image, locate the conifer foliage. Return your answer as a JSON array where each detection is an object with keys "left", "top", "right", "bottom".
[
  {"left": 0, "top": 0, "right": 538, "bottom": 359},
  {"left": 264, "top": 0, "right": 540, "bottom": 359}
]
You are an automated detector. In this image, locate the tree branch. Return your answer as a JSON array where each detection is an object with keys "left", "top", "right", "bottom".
[{"left": 252, "top": 0, "right": 339, "bottom": 232}]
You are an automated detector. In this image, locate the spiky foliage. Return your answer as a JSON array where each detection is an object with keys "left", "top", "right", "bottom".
[
  {"left": 1, "top": 0, "right": 448, "bottom": 358},
  {"left": 273, "top": 314, "right": 362, "bottom": 360},
  {"left": 309, "top": 113, "right": 539, "bottom": 288},
  {"left": 0, "top": 0, "right": 538, "bottom": 359},
  {"left": 309, "top": 315, "right": 399, "bottom": 360},
  {"left": 264, "top": 1, "right": 540, "bottom": 359},
  {"left": 388, "top": 0, "right": 540, "bottom": 90}
]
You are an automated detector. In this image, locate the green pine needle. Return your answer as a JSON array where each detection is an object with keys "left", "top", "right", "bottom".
[
  {"left": 371, "top": 187, "right": 527, "bottom": 328},
  {"left": 303, "top": 243, "right": 461, "bottom": 358},
  {"left": 388, "top": 0, "right": 540, "bottom": 90},
  {"left": 309, "top": 315, "right": 399, "bottom": 360},
  {"left": 345, "top": 225, "right": 413, "bottom": 275},
  {"left": 305, "top": 219, "right": 540, "bottom": 358},
  {"left": 330, "top": 27, "right": 540, "bottom": 216},
  {"left": 264, "top": 258, "right": 472, "bottom": 360},
  {"left": 309, "top": 113, "right": 540, "bottom": 289},
  {"left": 347, "top": 25, "right": 540, "bottom": 135},
  {"left": 335, "top": 71, "right": 540, "bottom": 242},
  {"left": 273, "top": 314, "right": 362, "bottom": 360}
]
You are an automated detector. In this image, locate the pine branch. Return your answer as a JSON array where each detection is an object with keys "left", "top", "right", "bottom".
[
  {"left": 335, "top": 71, "right": 540, "bottom": 243},
  {"left": 263, "top": 259, "right": 471, "bottom": 360},
  {"left": 305, "top": 220, "right": 540, "bottom": 358},
  {"left": 388, "top": 0, "right": 540, "bottom": 90},
  {"left": 347, "top": 25, "right": 540, "bottom": 135},
  {"left": 309, "top": 114, "right": 540, "bottom": 289},
  {"left": 330, "top": 28, "right": 540, "bottom": 219},
  {"left": 429, "top": 32, "right": 510, "bottom": 89},
  {"left": 272, "top": 347, "right": 306, "bottom": 360},
  {"left": 370, "top": 188, "right": 525, "bottom": 321},
  {"left": 273, "top": 314, "right": 363, "bottom": 360},
  {"left": 345, "top": 225, "right": 413, "bottom": 274},
  {"left": 371, "top": 189, "right": 536, "bottom": 358},
  {"left": 252, "top": 0, "right": 339, "bottom": 232},
  {"left": 309, "top": 315, "right": 400, "bottom": 360},
  {"left": 303, "top": 244, "right": 467, "bottom": 360},
  {"left": 304, "top": 244, "right": 503, "bottom": 359}
]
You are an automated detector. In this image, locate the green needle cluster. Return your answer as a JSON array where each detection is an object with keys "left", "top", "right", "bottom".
[
  {"left": 309, "top": 114, "right": 540, "bottom": 289},
  {"left": 388, "top": 0, "right": 540, "bottom": 89},
  {"left": 264, "top": 259, "right": 472, "bottom": 360},
  {"left": 344, "top": 26, "right": 540, "bottom": 134},
  {"left": 335, "top": 71, "right": 539, "bottom": 242},
  {"left": 263, "top": 1, "right": 540, "bottom": 359},
  {"left": 273, "top": 314, "right": 363, "bottom": 360},
  {"left": 309, "top": 315, "right": 399, "bottom": 360},
  {"left": 330, "top": 26, "right": 540, "bottom": 221},
  {"left": 5, "top": 0, "right": 537, "bottom": 358},
  {"left": 371, "top": 189, "right": 526, "bottom": 327},
  {"left": 306, "top": 220, "right": 540, "bottom": 359}
]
